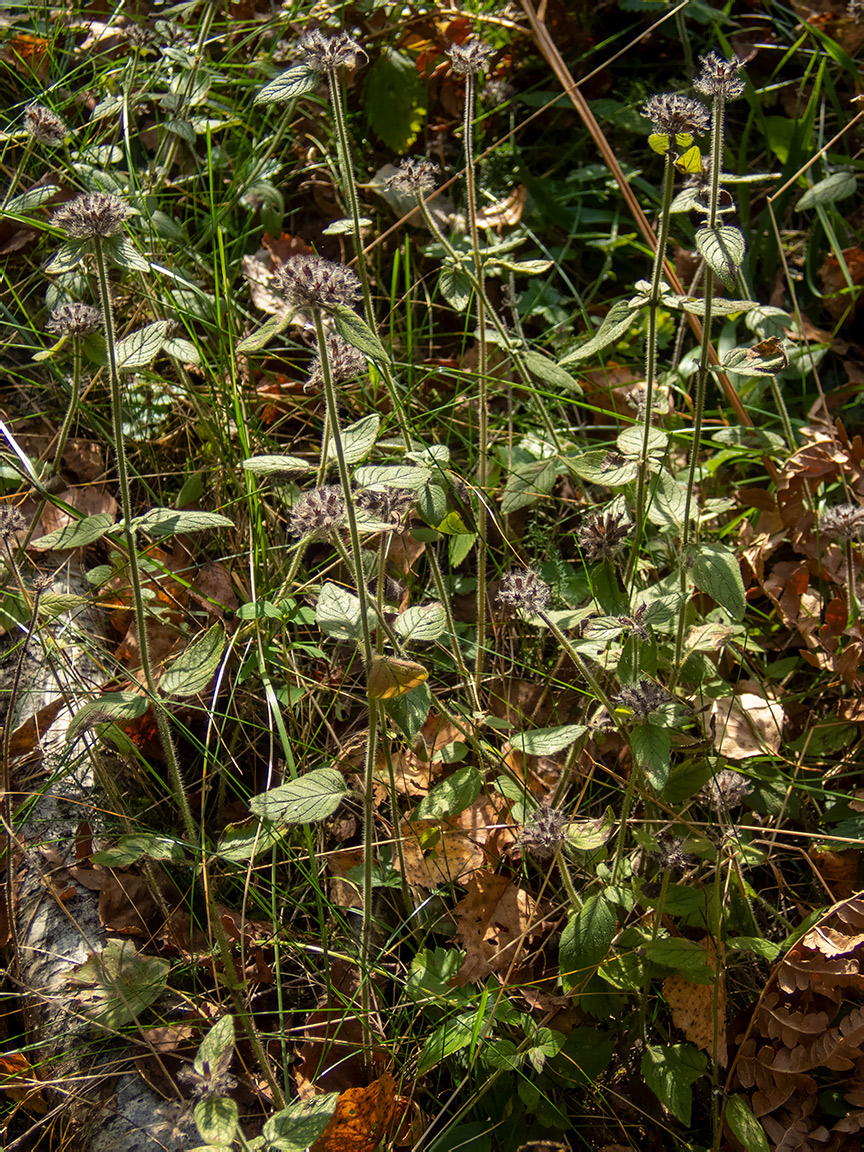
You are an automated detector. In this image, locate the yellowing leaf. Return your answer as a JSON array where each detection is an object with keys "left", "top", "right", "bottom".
[
  {"left": 675, "top": 131, "right": 695, "bottom": 149},
  {"left": 649, "top": 132, "right": 671, "bottom": 155},
  {"left": 675, "top": 145, "right": 702, "bottom": 175},
  {"left": 367, "top": 655, "right": 428, "bottom": 699}
]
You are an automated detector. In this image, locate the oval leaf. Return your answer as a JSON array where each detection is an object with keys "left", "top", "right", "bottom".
[
  {"left": 695, "top": 225, "right": 746, "bottom": 291},
  {"left": 195, "top": 1098, "right": 238, "bottom": 1146},
  {"left": 560, "top": 300, "right": 641, "bottom": 365},
  {"left": 690, "top": 542, "right": 746, "bottom": 621},
  {"left": 31, "top": 511, "right": 114, "bottom": 551},
  {"left": 329, "top": 413, "right": 379, "bottom": 466},
  {"left": 250, "top": 767, "right": 348, "bottom": 825},
  {"left": 333, "top": 305, "right": 389, "bottom": 362},
  {"left": 795, "top": 170, "right": 856, "bottom": 211},
  {"left": 255, "top": 65, "right": 319, "bottom": 104},
  {"left": 354, "top": 464, "right": 431, "bottom": 490},
  {"left": 414, "top": 765, "right": 481, "bottom": 820},
  {"left": 67, "top": 691, "right": 148, "bottom": 743},
  {"left": 243, "top": 454, "right": 313, "bottom": 475},
  {"left": 137, "top": 508, "right": 234, "bottom": 536},
  {"left": 316, "top": 581, "right": 363, "bottom": 640},
  {"left": 522, "top": 349, "right": 582, "bottom": 394},
  {"left": 560, "top": 896, "right": 617, "bottom": 992},
  {"left": 263, "top": 1093, "right": 340, "bottom": 1151},
  {"left": 115, "top": 321, "right": 169, "bottom": 369},
  {"left": 513, "top": 724, "right": 587, "bottom": 756},
  {"left": 161, "top": 627, "right": 226, "bottom": 698},
  {"left": 393, "top": 602, "right": 447, "bottom": 642},
  {"left": 725, "top": 1095, "right": 770, "bottom": 1152}
]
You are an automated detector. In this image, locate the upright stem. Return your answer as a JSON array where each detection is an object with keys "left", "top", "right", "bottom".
[
  {"left": 326, "top": 70, "right": 412, "bottom": 451},
  {"left": 51, "top": 337, "right": 82, "bottom": 475},
  {"left": 673, "top": 93, "right": 726, "bottom": 679},
  {"left": 93, "top": 238, "right": 197, "bottom": 846},
  {"left": 462, "top": 71, "right": 489, "bottom": 699},
  {"left": 311, "top": 306, "right": 378, "bottom": 1038},
  {"left": 626, "top": 152, "right": 676, "bottom": 588}
]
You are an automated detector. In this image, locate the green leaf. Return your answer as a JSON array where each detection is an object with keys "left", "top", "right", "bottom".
[
  {"left": 70, "top": 939, "right": 170, "bottom": 1029},
  {"left": 136, "top": 508, "right": 234, "bottom": 536},
  {"left": 323, "top": 216, "right": 372, "bottom": 235},
  {"left": 364, "top": 48, "right": 426, "bottom": 151},
  {"left": 439, "top": 265, "right": 472, "bottom": 310},
  {"left": 91, "top": 834, "right": 186, "bottom": 867},
  {"left": 195, "top": 1098, "right": 238, "bottom": 1147},
  {"left": 695, "top": 225, "right": 746, "bottom": 291},
  {"left": 513, "top": 724, "right": 587, "bottom": 756},
  {"left": 721, "top": 341, "right": 788, "bottom": 377},
  {"left": 559, "top": 895, "right": 617, "bottom": 992},
  {"left": 332, "top": 305, "right": 388, "bottom": 363},
  {"left": 165, "top": 117, "right": 196, "bottom": 145},
  {"left": 690, "top": 542, "right": 746, "bottom": 621},
  {"left": 646, "top": 470, "right": 686, "bottom": 528},
  {"left": 521, "top": 349, "right": 582, "bottom": 393},
  {"left": 236, "top": 313, "right": 292, "bottom": 353},
  {"left": 383, "top": 681, "right": 431, "bottom": 744},
  {"left": 727, "top": 936, "right": 781, "bottom": 962},
  {"left": 666, "top": 295, "right": 759, "bottom": 316},
  {"left": 216, "top": 817, "right": 283, "bottom": 861},
  {"left": 500, "top": 457, "right": 560, "bottom": 514},
  {"left": 617, "top": 425, "right": 667, "bottom": 457},
  {"left": 67, "top": 691, "right": 148, "bottom": 743},
  {"left": 725, "top": 1095, "right": 770, "bottom": 1152},
  {"left": 560, "top": 300, "right": 641, "bottom": 365},
  {"left": 31, "top": 511, "right": 115, "bottom": 551},
  {"left": 162, "top": 336, "right": 200, "bottom": 364},
  {"left": 6, "top": 184, "right": 60, "bottom": 213},
  {"left": 354, "top": 464, "right": 430, "bottom": 490},
  {"left": 414, "top": 766, "right": 481, "bottom": 820},
  {"left": 630, "top": 723, "right": 671, "bottom": 790},
  {"left": 795, "top": 170, "right": 856, "bottom": 211},
  {"left": 710, "top": 426, "right": 786, "bottom": 452},
  {"left": 249, "top": 767, "right": 348, "bottom": 825},
  {"left": 316, "top": 581, "right": 364, "bottom": 641},
  {"left": 329, "top": 413, "right": 379, "bottom": 466},
  {"left": 417, "top": 1010, "right": 482, "bottom": 1075},
  {"left": 566, "top": 450, "right": 639, "bottom": 487},
  {"left": 242, "top": 454, "right": 312, "bottom": 476},
  {"left": 161, "top": 627, "right": 226, "bottom": 698},
  {"left": 255, "top": 65, "right": 319, "bottom": 104},
  {"left": 114, "top": 321, "right": 169, "bottom": 369},
  {"left": 644, "top": 937, "right": 714, "bottom": 982},
  {"left": 262, "top": 1094, "right": 340, "bottom": 1152},
  {"left": 45, "top": 241, "right": 85, "bottom": 273},
  {"left": 565, "top": 808, "right": 615, "bottom": 851},
  {"left": 196, "top": 1014, "right": 235, "bottom": 1078},
  {"left": 394, "top": 602, "right": 447, "bottom": 642},
  {"left": 107, "top": 237, "right": 151, "bottom": 272},
  {"left": 641, "top": 1044, "right": 707, "bottom": 1126},
  {"left": 449, "top": 531, "right": 475, "bottom": 567}
]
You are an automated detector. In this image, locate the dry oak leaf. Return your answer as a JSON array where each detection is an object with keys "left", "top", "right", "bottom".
[
  {"left": 311, "top": 1070, "right": 398, "bottom": 1152},
  {"left": 662, "top": 937, "right": 727, "bottom": 1066},
  {"left": 709, "top": 692, "right": 784, "bottom": 759},
  {"left": 452, "top": 871, "right": 540, "bottom": 985}
]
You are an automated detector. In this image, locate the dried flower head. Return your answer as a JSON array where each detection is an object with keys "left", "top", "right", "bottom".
[
  {"left": 389, "top": 157, "right": 439, "bottom": 198},
  {"left": 23, "top": 104, "right": 66, "bottom": 146},
  {"left": 849, "top": 0, "right": 864, "bottom": 21},
  {"left": 481, "top": 77, "right": 516, "bottom": 108},
  {"left": 289, "top": 485, "right": 345, "bottom": 539},
  {"left": 124, "top": 24, "right": 155, "bottom": 50},
  {"left": 274, "top": 256, "right": 362, "bottom": 312},
  {"left": 651, "top": 836, "right": 695, "bottom": 874},
  {"left": 296, "top": 28, "right": 365, "bottom": 73},
  {"left": 497, "top": 569, "right": 552, "bottom": 616},
  {"left": 643, "top": 93, "right": 711, "bottom": 137},
  {"left": 355, "top": 486, "right": 415, "bottom": 530},
  {"left": 306, "top": 333, "right": 367, "bottom": 389},
  {"left": 819, "top": 504, "right": 864, "bottom": 542},
  {"left": 520, "top": 807, "right": 567, "bottom": 861},
  {"left": 702, "top": 768, "right": 751, "bottom": 810},
  {"left": 46, "top": 302, "right": 102, "bottom": 337},
  {"left": 576, "top": 510, "right": 632, "bottom": 564},
  {"left": 0, "top": 507, "right": 28, "bottom": 540},
  {"left": 694, "top": 51, "right": 745, "bottom": 101},
  {"left": 51, "top": 193, "right": 134, "bottom": 240},
  {"left": 447, "top": 37, "right": 496, "bottom": 76},
  {"left": 614, "top": 678, "right": 671, "bottom": 722}
]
